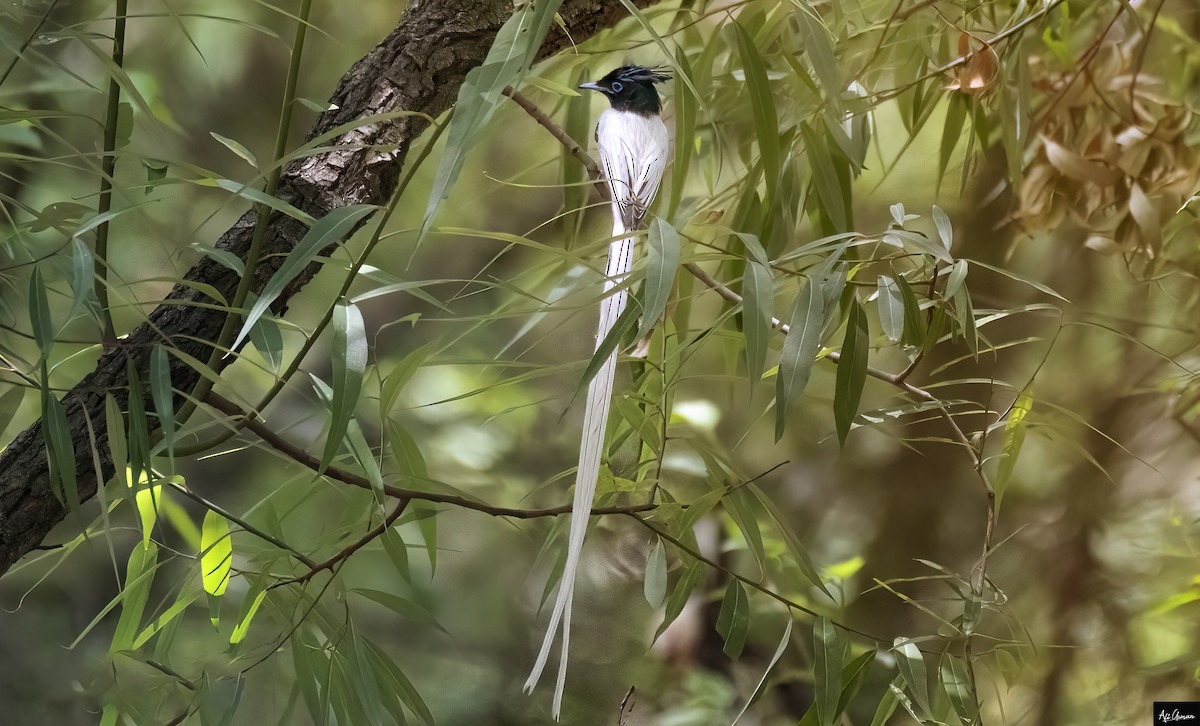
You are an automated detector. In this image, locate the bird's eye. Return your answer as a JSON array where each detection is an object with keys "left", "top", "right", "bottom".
[{"left": 610, "top": 81, "right": 623, "bottom": 92}]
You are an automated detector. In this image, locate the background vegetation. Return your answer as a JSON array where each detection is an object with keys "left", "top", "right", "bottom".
[{"left": 2, "top": 0, "right": 1200, "bottom": 724}]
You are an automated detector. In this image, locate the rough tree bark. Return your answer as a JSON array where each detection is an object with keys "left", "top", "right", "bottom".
[{"left": 0, "top": 0, "right": 659, "bottom": 574}]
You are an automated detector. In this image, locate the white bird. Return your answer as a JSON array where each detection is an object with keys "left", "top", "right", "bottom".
[{"left": 525, "top": 65, "right": 671, "bottom": 719}]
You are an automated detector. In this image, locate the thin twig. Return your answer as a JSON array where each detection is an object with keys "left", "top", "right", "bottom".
[
  {"left": 271, "top": 499, "right": 410, "bottom": 589},
  {"left": 165, "top": 480, "right": 317, "bottom": 568},
  {"left": 204, "top": 393, "right": 656, "bottom": 520}
]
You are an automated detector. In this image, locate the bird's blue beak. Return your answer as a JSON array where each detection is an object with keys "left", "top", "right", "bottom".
[{"left": 578, "top": 81, "right": 604, "bottom": 92}]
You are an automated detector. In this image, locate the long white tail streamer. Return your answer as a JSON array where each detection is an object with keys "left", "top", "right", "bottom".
[{"left": 524, "top": 213, "right": 634, "bottom": 719}]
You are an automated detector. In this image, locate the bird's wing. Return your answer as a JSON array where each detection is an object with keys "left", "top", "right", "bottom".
[{"left": 595, "top": 110, "right": 670, "bottom": 231}]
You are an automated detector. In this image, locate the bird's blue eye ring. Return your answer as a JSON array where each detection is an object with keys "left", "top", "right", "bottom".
[{"left": 610, "top": 81, "right": 623, "bottom": 92}]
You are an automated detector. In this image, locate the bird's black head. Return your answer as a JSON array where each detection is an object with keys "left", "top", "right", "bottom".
[{"left": 579, "top": 65, "right": 671, "bottom": 116}]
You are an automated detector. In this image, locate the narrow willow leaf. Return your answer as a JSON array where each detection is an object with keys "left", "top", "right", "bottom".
[
  {"left": 636, "top": 218, "right": 680, "bottom": 341},
  {"left": 944, "top": 259, "right": 968, "bottom": 299},
  {"left": 381, "top": 526, "right": 411, "bottom": 583},
  {"left": 876, "top": 275, "right": 904, "bottom": 342},
  {"left": 654, "top": 562, "right": 703, "bottom": 641},
  {"left": 814, "top": 617, "right": 848, "bottom": 725},
  {"left": 104, "top": 394, "right": 128, "bottom": 488},
  {"left": 893, "top": 639, "right": 931, "bottom": 716},
  {"left": 29, "top": 266, "right": 53, "bottom": 357},
  {"left": 416, "top": 504, "right": 438, "bottom": 575},
  {"left": 110, "top": 540, "right": 158, "bottom": 654},
  {"left": 954, "top": 283, "right": 978, "bottom": 355},
  {"left": 896, "top": 275, "right": 926, "bottom": 346},
  {"left": 747, "top": 483, "right": 831, "bottom": 596},
  {"left": 668, "top": 50, "right": 697, "bottom": 219},
  {"left": 353, "top": 589, "right": 446, "bottom": 633},
  {"left": 210, "top": 131, "right": 258, "bottom": 168},
  {"left": 723, "top": 488, "right": 767, "bottom": 573},
  {"left": 67, "top": 237, "right": 99, "bottom": 323},
  {"left": 738, "top": 233, "right": 773, "bottom": 384},
  {"left": 932, "top": 205, "right": 954, "bottom": 253},
  {"left": 126, "top": 360, "right": 151, "bottom": 488},
  {"left": 733, "top": 22, "right": 780, "bottom": 217},
  {"left": 149, "top": 345, "right": 175, "bottom": 462},
  {"left": 715, "top": 579, "right": 750, "bottom": 658},
  {"left": 380, "top": 342, "right": 434, "bottom": 419},
  {"left": 794, "top": 2, "right": 841, "bottom": 102},
  {"left": 363, "top": 639, "right": 435, "bottom": 726},
  {"left": 134, "top": 484, "right": 160, "bottom": 551},
  {"left": 386, "top": 418, "right": 428, "bottom": 481},
  {"left": 776, "top": 277, "right": 826, "bottom": 440},
  {"left": 320, "top": 302, "right": 367, "bottom": 471},
  {"left": 834, "top": 299, "right": 868, "bottom": 446},
  {"left": 731, "top": 619, "right": 793, "bottom": 724},
  {"left": 941, "top": 653, "right": 977, "bottom": 722},
  {"left": 248, "top": 314, "right": 283, "bottom": 374},
  {"left": 231, "top": 204, "right": 376, "bottom": 352},
  {"left": 44, "top": 396, "right": 79, "bottom": 513},
  {"left": 132, "top": 588, "right": 201, "bottom": 650},
  {"left": 0, "top": 387, "right": 24, "bottom": 439},
  {"left": 346, "top": 420, "right": 385, "bottom": 503},
  {"left": 229, "top": 588, "right": 268, "bottom": 645},
  {"left": 201, "top": 178, "right": 315, "bottom": 225},
  {"left": 801, "top": 121, "right": 848, "bottom": 231},
  {"left": 420, "top": 2, "right": 564, "bottom": 242},
  {"left": 835, "top": 649, "right": 877, "bottom": 715},
  {"left": 869, "top": 682, "right": 900, "bottom": 726},
  {"left": 995, "top": 390, "right": 1033, "bottom": 507},
  {"left": 938, "top": 95, "right": 967, "bottom": 187},
  {"left": 643, "top": 538, "right": 668, "bottom": 609},
  {"left": 200, "top": 510, "right": 232, "bottom": 598},
  {"left": 574, "top": 298, "right": 639, "bottom": 395},
  {"left": 967, "top": 257, "right": 1069, "bottom": 301}
]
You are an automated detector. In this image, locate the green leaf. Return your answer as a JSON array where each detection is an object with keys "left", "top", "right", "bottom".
[
  {"left": 868, "top": 682, "right": 900, "bottom": 726},
  {"left": 67, "top": 237, "right": 99, "bottom": 323},
  {"left": 229, "top": 588, "right": 268, "bottom": 645},
  {"left": 668, "top": 51, "right": 698, "bottom": 219},
  {"left": 715, "top": 579, "right": 750, "bottom": 658},
  {"left": 209, "top": 131, "right": 258, "bottom": 168},
  {"left": 654, "top": 562, "right": 703, "bottom": 641},
  {"left": 248, "top": 314, "right": 283, "bottom": 374},
  {"left": 893, "top": 638, "right": 931, "bottom": 716},
  {"left": 345, "top": 420, "right": 384, "bottom": 503},
  {"left": 967, "top": 257, "right": 1069, "bottom": 301},
  {"left": 362, "top": 640, "right": 435, "bottom": 726},
  {"left": 801, "top": 121, "right": 848, "bottom": 232},
  {"left": 198, "top": 178, "right": 316, "bottom": 225},
  {"left": 381, "top": 526, "right": 411, "bottom": 583},
  {"left": 794, "top": 2, "right": 841, "bottom": 102},
  {"left": 938, "top": 96, "right": 967, "bottom": 188},
  {"left": 953, "top": 282, "right": 978, "bottom": 355},
  {"left": 896, "top": 274, "right": 926, "bottom": 346},
  {"left": 944, "top": 259, "right": 968, "bottom": 299},
  {"left": 132, "top": 586, "right": 201, "bottom": 650},
  {"left": 321, "top": 302, "right": 368, "bottom": 471},
  {"left": 644, "top": 538, "right": 668, "bottom": 609},
  {"left": 834, "top": 298, "right": 868, "bottom": 446},
  {"left": 200, "top": 510, "right": 232, "bottom": 598},
  {"left": 876, "top": 275, "right": 904, "bottom": 343},
  {"left": 104, "top": 396, "right": 128, "bottom": 489},
  {"left": 149, "top": 345, "right": 175, "bottom": 462},
  {"left": 733, "top": 22, "right": 780, "bottom": 220},
  {"left": 738, "top": 233, "right": 774, "bottom": 384},
  {"left": 110, "top": 540, "right": 158, "bottom": 653},
  {"left": 419, "top": 1, "right": 565, "bottom": 241},
  {"left": 44, "top": 395, "right": 80, "bottom": 513},
  {"left": 636, "top": 218, "right": 680, "bottom": 341},
  {"left": 995, "top": 390, "right": 1033, "bottom": 508},
  {"left": 0, "top": 387, "right": 24, "bottom": 440},
  {"left": 353, "top": 588, "right": 446, "bottom": 633},
  {"left": 814, "top": 617, "right": 848, "bottom": 725},
  {"left": 386, "top": 418, "right": 428, "bottom": 481},
  {"left": 776, "top": 276, "right": 826, "bottom": 440},
  {"left": 836, "top": 649, "right": 877, "bottom": 715},
  {"left": 230, "top": 204, "right": 376, "bottom": 352},
  {"left": 379, "top": 342, "right": 434, "bottom": 419},
  {"left": 747, "top": 483, "right": 831, "bottom": 596},
  {"left": 932, "top": 205, "right": 954, "bottom": 253},
  {"left": 29, "top": 266, "right": 53, "bottom": 357},
  {"left": 941, "top": 653, "right": 977, "bottom": 722},
  {"left": 731, "top": 619, "right": 793, "bottom": 724}
]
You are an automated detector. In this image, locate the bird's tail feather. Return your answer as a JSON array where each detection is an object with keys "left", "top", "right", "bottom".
[{"left": 525, "top": 216, "right": 635, "bottom": 719}]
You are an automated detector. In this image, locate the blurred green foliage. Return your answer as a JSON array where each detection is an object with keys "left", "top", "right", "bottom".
[{"left": 3, "top": 0, "right": 1200, "bottom": 724}]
